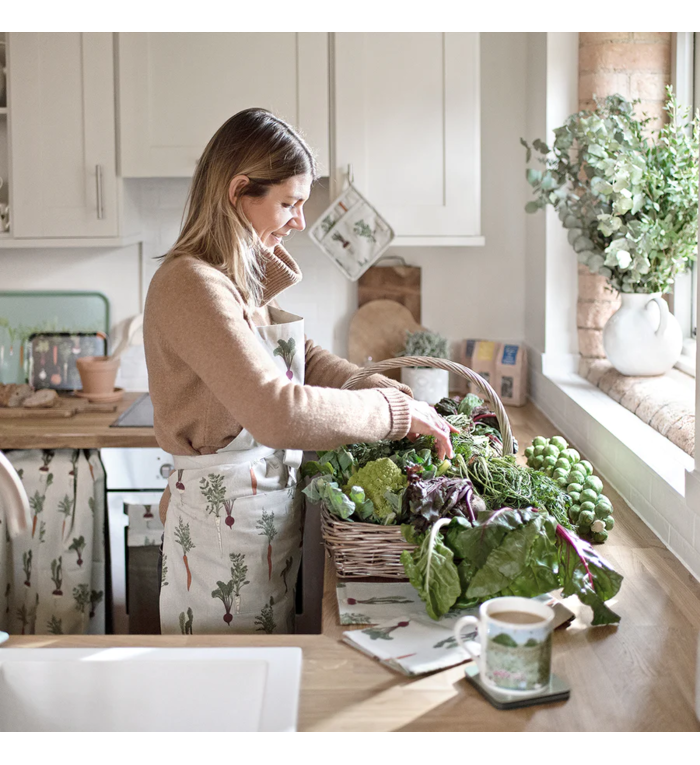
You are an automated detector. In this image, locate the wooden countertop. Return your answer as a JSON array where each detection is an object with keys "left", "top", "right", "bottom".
[
  {"left": 4, "top": 401, "right": 700, "bottom": 731},
  {"left": 0, "top": 391, "right": 158, "bottom": 449}
]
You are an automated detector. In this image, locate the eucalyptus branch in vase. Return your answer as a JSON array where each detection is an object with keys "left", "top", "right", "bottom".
[{"left": 521, "top": 88, "right": 700, "bottom": 376}]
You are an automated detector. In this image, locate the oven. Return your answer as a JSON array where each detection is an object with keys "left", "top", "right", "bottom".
[{"left": 101, "top": 395, "right": 324, "bottom": 635}]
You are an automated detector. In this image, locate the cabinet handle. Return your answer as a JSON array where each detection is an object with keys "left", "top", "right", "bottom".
[
  {"left": 95, "top": 164, "right": 104, "bottom": 220},
  {"left": 160, "top": 463, "right": 175, "bottom": 479}
]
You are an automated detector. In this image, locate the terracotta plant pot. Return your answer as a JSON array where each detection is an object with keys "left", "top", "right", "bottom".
[{"left": 76, "top": 356, "right": 120, "bottom": 396}]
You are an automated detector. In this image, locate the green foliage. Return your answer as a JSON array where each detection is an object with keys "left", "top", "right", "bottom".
[
  {"left": 401, "top": 511, "right": 621, "bottom": 625},
  {"left": 400, "top": 528, "right": 462, "bottom": 621},
  {"left": 398, "top": 329, "right": 450, "bottom": 362},
  {"left": 522, "top": 89, "right": 699, "bottom": 294}
]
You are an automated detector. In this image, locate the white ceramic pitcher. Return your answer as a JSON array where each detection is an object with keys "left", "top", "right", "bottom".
[{"left": 602, "top": 293, "right": 683, "bottom": 376}]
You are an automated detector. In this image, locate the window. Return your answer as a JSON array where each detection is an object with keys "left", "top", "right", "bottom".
[{"left": 671, "top": 32, "right": 699, "bottom": 377}]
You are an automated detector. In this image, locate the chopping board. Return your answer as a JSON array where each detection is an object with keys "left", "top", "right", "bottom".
[
  {"left": 348, "top": 299, "right": 424, "bottom": 382},
  {"left": 357, "top": 264, "right": 421, "bottom": 324},
  {"left": 0, "top": 398, "right": 119, "bottom": 419}
]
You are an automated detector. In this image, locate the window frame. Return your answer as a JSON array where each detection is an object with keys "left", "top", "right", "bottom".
[{"left": 671, "top": 32, "right": 698, "bottom": 377}]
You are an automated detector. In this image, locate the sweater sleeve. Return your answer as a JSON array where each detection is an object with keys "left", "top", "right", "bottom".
[
  {"left": 304, "top": 336, "right": 414, "bottom": 397},
  {"left": 149, "top": 263, "right": 412, "bottom": 449}
]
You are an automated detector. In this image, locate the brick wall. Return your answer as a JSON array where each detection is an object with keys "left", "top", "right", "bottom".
[{"left": 577, "top": 33, "right": 672, "bottom": 370}]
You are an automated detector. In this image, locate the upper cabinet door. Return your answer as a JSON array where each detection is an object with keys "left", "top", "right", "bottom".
[
  {"left": 9, "top": 33, "right": 119, "bottom": 238},
  {"left": 117, "top": 33, "right": 329, "bottom": 178},
  {"left": 332, "top": 33, "right": 482, "bottom": 245}
]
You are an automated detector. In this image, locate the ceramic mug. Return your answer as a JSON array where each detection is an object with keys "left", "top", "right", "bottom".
[{"left": 454, "top": 596, "right": 554, "bottom": 696}]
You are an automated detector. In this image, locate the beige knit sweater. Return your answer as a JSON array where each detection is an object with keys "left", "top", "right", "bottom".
[{"left": 143, "top": 246, "right": 413, "bottom": 460}]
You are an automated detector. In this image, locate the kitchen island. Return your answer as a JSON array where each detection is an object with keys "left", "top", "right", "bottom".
[{"left": 4, "top": 402, "right": 700, "bottom": 731}]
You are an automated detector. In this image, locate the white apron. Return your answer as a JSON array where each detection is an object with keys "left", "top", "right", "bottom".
[{"left": 159, "top": 307, "right": 305, "bottom": 635}]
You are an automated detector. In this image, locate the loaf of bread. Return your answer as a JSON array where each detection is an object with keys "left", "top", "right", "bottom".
[
  {"left": 7, "top": 384, "right": 33, "bottom": 407},
  {"left": 22, "top": 389, "right": 59, "bottom": 408},
  {"left": 0, "top": 383, "right": 17, "bottom": 407}
]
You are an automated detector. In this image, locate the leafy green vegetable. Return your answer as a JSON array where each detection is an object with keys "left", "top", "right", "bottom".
[
  {"left": 466, "top": 514, "right": 555, "bottom": 599},
  {"left": 402, "top": 475, "right": 487, "bottom": 533},
  {"left": 434, "top": 398, "right": 459, "bottom": 417},
  {"left": 556, "top": 524, "right": 622, "bottom": 625},
  {"left": 303, "top": 476, "right": 357, "bottom": 521},
  {"left": 402, "top": 507, "right": 622, "bottom": 625},
  {"left": 444, "top": 507, "right": 540, "bottom": 578},
  {"left": 400, "top": 523, "right": 461, "bottom": 620},
  {"left": 466, "top": 454, "right": 573, "bottom": 529},
  {"left": 458, "top": 394, "right": 484, "bottom": 417}
]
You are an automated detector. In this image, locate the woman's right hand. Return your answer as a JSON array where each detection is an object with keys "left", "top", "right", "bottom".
[{"left": 407, "top": 399, "right": 458, "bottom": 461}]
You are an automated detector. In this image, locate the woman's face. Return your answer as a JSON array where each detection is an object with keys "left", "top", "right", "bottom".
[{"left": 236, "top": 174, "right": 312, "bottom": 250}]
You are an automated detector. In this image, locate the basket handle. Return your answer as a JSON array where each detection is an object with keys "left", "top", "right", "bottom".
[{"left": 340, "top": 356, "right": 515, "bottom": 456}]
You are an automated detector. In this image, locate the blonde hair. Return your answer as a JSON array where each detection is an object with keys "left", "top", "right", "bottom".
[{"left": 160, "top": 108, "right": 318, "bottom": 306}]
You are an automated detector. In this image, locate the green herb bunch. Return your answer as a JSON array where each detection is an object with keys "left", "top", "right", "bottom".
[
  {"left": 522, "top": 87, "right": 699, "bottom": 294},
  {"left": 398, "top": 329, "right": 450, "bottom": 367}
]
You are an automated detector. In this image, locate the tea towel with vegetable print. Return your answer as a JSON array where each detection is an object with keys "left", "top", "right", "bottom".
[
  {"left": 0, "top": 449, "right": 106, "bottom": 635},
  {"left": 160, "top": 307, "right": 305, "bottom": 635}
]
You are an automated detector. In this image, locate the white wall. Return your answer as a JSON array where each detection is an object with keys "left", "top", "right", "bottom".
[
  {"left": 0, "top": 33, "right": 531, "bottom": 383},
  {"left": 524, "top": 33, "right": 579, "bottom": 367}
]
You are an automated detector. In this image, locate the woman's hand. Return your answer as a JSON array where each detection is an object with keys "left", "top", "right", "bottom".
[{"left": 407, "top": 400, "right": 459, "bottom": 461}]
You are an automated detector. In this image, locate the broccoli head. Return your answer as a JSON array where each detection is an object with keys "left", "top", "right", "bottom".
[{"left": 344, "top": 457, "right": 407, "bottom": 524}]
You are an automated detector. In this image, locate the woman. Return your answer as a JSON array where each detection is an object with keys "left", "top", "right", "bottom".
[{"left": 143, "top": 107, "right": 454, "bottom": 635}]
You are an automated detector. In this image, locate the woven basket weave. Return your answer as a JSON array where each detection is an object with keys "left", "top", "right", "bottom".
[{"left": 315, "top": 356, "right": 514, "bottom": 579}]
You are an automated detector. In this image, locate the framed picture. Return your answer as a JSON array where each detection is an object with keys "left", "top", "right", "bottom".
[{"left": 28, "top": 332, "right": 107, "bottom": 390}]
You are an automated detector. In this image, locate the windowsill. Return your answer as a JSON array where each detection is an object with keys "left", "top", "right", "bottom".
[
  {"left": 528, "top": 352, "right": 695, "bottom": 499},
  {"left": 675, "top": 340, "right": 697, "bottom": 377},
  {"left": 578, "top": 358, "right": 695, "bottom": 457}
]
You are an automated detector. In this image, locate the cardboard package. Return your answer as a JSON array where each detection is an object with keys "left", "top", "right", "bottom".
[
  {"left": 469, "top": 340, "right": 499, "bottom": 391},
  {"left": 494, "top": 343, "right": 528, "bottom": 406},
  {"left": 452, "top": 339, "right": 528, "bottom": 407},
  {"left": 451, "top": 339, "right": 479, "bottom": 395}
]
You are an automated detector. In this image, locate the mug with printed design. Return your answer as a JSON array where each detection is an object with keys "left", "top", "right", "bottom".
[{"left": 454, "top": 596, "right": 554, "bottom": 696}]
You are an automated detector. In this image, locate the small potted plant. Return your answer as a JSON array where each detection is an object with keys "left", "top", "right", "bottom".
[
  {"left": 397, "top": 329, "right": 450, "bottom": 404},
  {"left": 522, "top": 88, "right": 699, "bottom": 376}
]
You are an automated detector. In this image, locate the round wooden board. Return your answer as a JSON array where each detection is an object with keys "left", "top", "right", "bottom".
[{"left": 348, "top": 299, "right": 423, "bottom": 381}]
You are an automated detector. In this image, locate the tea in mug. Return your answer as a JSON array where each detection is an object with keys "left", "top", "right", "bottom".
[{"left": 490, "top": 610, "right": 546, "bottom": 626}]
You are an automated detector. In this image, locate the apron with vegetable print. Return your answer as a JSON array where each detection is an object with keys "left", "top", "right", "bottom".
[{"left": 159, "top": 307, "right": 305, "bottom": 635}]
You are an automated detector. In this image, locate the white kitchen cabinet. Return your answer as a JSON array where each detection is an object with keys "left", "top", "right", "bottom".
[
  {"left": 117, "top": 33, "right": 329, "bottom": 178},
  {"left": 6, "top": 33, "right": 139, "bottom": 243},
  {"left": 331, "top": 33, "right": 483, "bottom": 246}
]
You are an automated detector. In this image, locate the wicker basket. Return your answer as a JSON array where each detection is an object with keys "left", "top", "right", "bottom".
[{"left": 316, "top": 356, "right": 515, "bottom": 579}]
